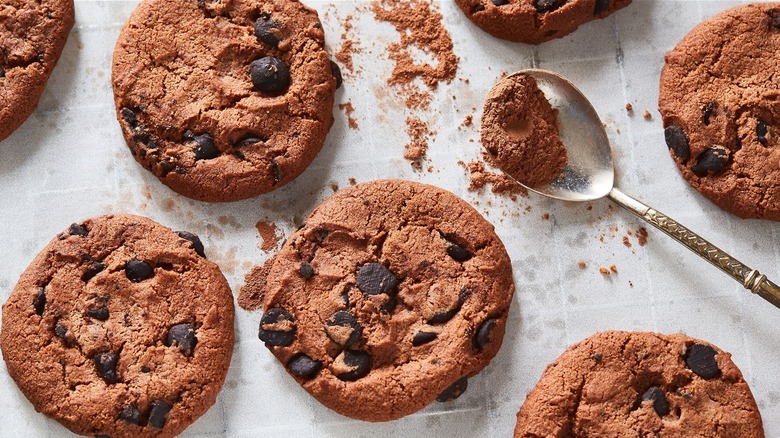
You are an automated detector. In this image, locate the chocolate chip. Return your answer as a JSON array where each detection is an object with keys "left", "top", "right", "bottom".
[
  {"left": 691, "top": 146, "right": 729, "bottom": 176},
  {"left": 664, "top": 125, "right": 690, "bottom": 162},
  {"left": 335, "top": 350, "right": 371, "bottom": 381},
  {"left": 330, "top": 60, "right": 342, "bottom": 89},
  {"left": 176, "top": 231, "right": 206, "bottom": 258},
  {"left": 356, "top": 263, "right": 398, "bottom": 295},
  {"left": 95, "top": 435, "right": 111, "bottom": 438},
  {"left": 254, "top": 13, "right": 280, "bottom": 47},
  {"left": 436, "top": 377, "right": 468, "bottom": 402},
  {"left": 119, "top": 405, "right": 141, "bottom": 425},
  {"left": 88, "top": 307, "right": 109, "bottom": 321},
  {"left": 94, "top": 352, "right": 119, "bottom": 384},
  {"left": 125, "top": 260, "right": 154, "bottom": 282},
  {"left": 446, "top": 243, "right": 472, "bottom": 262},
  {"left": 271, "top": 157, "right": 283, "bottom": 183},
  {"left": 767, "top": 9, "right": 780, "bottom": 30},
  {"left": 251, "top": 57, "right": 290, "bottom": 93},
  {"left": 121, "top": 108, "right": 155, "bottom": 147},
  {"left": 69, "top": 223, "right": 89, "bottom": 237},
  {"left": 54, "top": 323, "right": 68, "bottom": 339},
  {"left": 471, "top": 4, "right": 485, "bottom": 13},
  {"left": 685, "top": 343, "right": 721, "bottom": 379},
  {"left": 141, "top": 366, "right": 151, "bottom": 373},
  {"left": 593, "top": 0, "right": 609, "bottom": 14},
  {"left": 148, "top": 400, "right": 172, "bottom": 428},
  {"left": 0, "top": 67, "right": 4, "bottom": 78},
  {"left": 491, "top": 0, "right": 509, "bottom": 5},
  {"left": 412, "top": 331, "right": 437, "bottom": 346},
  {"left": 299, "top": 262, "right": 314, "bottom": 279},
  {"left": 186, "top": 131, "right": 219, "bottom": 160},
  {"left": 642, "top": 386, "right": 670, "bottom": 416},
  {"left": 702, "top": 102, "right": 717, "bottom": 126},
  {"left": 287, "top": 353, "right": 322, "bottom": 379},
  {"left": 82, "top": 261, "right": 105, "bottom": 282},
  {"left": 592, "top": 353, "right": 602, "bottom": 362},
  {"left": 258, "top": 307, "right": 297, "bottom": 346},
  {"left": 325, "top": 311, "right": 362, "bottom": 347},
  {"left": 427, "top": 287, "right": 470, "bottom": 324},
  {"left": 474, "top": 318, "right": 497, "bottom": 350},
  {"left": 534, "top": 0, "right": 567, "bottom": 13},
  {"left": 33, "top": 288, "right": 46, "bottom": 316},
  {"left": 757, "top": 120, "right": 769, "bottom": 145},
  {"left": 166, "top": 323, "right": 198, "bottom": 356}
]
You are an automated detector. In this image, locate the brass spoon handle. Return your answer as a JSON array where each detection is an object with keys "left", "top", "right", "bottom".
[{"left": 607, "top": 187, "right": 780, "bottom": 309}]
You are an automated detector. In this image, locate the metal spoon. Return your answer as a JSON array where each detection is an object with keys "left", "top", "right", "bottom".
[{"left": 504, "top": 69, "right": 780, "bottom": 309}]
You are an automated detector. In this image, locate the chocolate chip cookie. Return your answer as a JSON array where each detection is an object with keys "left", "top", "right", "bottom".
[
  {"left": 1, "top": 214, "right": 235, "bottom": 438},
  {"left": 481, "top": 72, "right": 567, "bottom": 187},
  {"left": 515, "top": 331, "right": 764, "bottom": 437},
  {"left": 242, "top": 180, "right": 515, "bottom": 421},
  {"left": 112, "top": 0, "right": 337, "bottom": 202},
  {"left": 0, "top": 0, "right": 74, "bottom": 142},
  {"left": 454, "top": 0, "right": 631, "bottom": 44},
  {"left": 659, "top": 3, "right": 780, "bottom": 220}
]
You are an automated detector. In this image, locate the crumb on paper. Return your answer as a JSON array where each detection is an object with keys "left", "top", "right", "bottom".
[
  {"left": 610, "top": 264, "right": 618, "bottom": 273},
  {"left": 625, "top": 102, "right": 633, "bottom": 112},
  {"left": 330, "top": 182, "right": 339, "bottom": 192},
  {"left": 623, "top": 235, "right": 632, "bottom": 248},
  {"left": 599, "top": 267, "right": 611, "bottom": 276},
  {"left": 348, "top": 177, "right": 357, "bottom": 185},
  {"left": 578, "top": 261, "right": 587, "bottom": 269},
  {"left": 256, "top": 221, "right": 282, "bottom": 252},
  {"left": 629, "top": 280, "right": 634, "bottom": 288},
  {"left": 636, "top": 227, "right": 648, "bottom": 246},
  {"left": 644, "top": 110, "right": 652, "bottom": 120},
  {"left": 463, "top": 114, "right": 473, "bottom": 127},
  {"left": 542, "top": 213, "right": 550, "bottom": 220},
  {"left": 404, "top": 117, "right": 434, "bottom": 169},
  {"left": 465, "top": 160, "right": 527, "bottom": 200},
  {"left": 338, "top": 101, "right": 359, "bottom": 129}
]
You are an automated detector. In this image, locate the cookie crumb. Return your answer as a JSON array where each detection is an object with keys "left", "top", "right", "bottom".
[
  {"left": 643, "top": 110, "right": 652, "bottom": 120},
  {"left": 636, "top": 227, "right": 648, "bottom": 246},
  {"left": 238, "top": 257, "right": 275, "bottom": 311},
  {"left": 542, "top": 213, "right": 550, "bottom": 220},
  {"left": 610, "top": 264, "right": 618, "bottom": 273},
  {"left": 599, "top": 267, "right": 610, "bottom": 276},
  {"left": 330, "top": 182, "right": 339, "bottom": 192},
  {"left": 623, "top": 236, "right": 632, "bottom": 248},
  {"left": 578, "top": 261, "right": 587, "bottom": 268},
  {"left": 463, "top": 114, "right": 473, "bottom": 127},
  {"left": 256, "top": 221, "right": 282, "bottom": 252},
  {"left": 349, "top": 177, "right": 357, "bottom": 185},
  {"left": 625, "top": 102, "right": 633, "bottom": 112}
]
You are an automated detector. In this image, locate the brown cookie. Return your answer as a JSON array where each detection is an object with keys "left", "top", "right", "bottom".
[
  {"left": 112, "top": 0, "right": 337, "bottom": 202},
  {"left": 454, "top": 0, "right": 631, "bottom": 44},
  {"left": 659, "top": 3, "right": 780, "bottom": 220},
  {"left": 481, "top": 72, "right": 567, "bottom": 188},
  {"left": 241, "top": 180, "right": 515, "bottom": 421},
  {"left": 515, "top": 331, "right": 764, "bottom": 437},
  {"left": 0, "top": 0, "right": 74, "bottom": 142},
  {"left": 0, "top": 214, "right": 235, "bottom": 438}
]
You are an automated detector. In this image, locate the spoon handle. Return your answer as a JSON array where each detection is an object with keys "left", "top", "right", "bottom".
[{"left": 607, "top": 187, "right": 780, "bottom": 309}]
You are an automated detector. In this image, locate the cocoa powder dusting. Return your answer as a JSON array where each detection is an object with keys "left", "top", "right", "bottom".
[
  {"left": 238, "top": 257, "right": 275, "bottom": 311},
  {"left": 336, "top": 14, "right": 359, "bottom": 73},
  {"left": 405, "top": 117, "right": 434, "bottom": 168},
  {"left": 467, "top": 160, "right": 527, "bottom": 200},
  {"left": 339, "top": 101, "right": 359, "bottom": 129},
  {"left": 255, "top": 221, "right": 281, "bottom": 252},
  {"left": 636, "top": 227, "right": 649, "bottom": 246}
]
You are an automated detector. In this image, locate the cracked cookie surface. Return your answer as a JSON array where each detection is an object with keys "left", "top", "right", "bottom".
[
  {"left": 0, "top": 214, "right": 234, "bottom": 438},
  {"left": 659, "top": 3, "right": 780, "bottom": 220},
  {"left": 0, "top": 0, "right": 74, "bottom": 142},
  {"left": 242, "top": 180, "right": 515, "bottom": 421},
  {"left": 515, "top": 331, "right": 763, "bottom": 437},
  {"left": 112, "top": 0, "right": 336, "bottom": 202}
]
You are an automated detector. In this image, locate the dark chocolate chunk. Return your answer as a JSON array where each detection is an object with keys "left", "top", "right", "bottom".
[
  {"left": 474, "top": 318, "right": 497, "bottom": 350},
  {"left": 325, "top": 311, "right": 362, "bottom": 347},
  {"left": 166, "top": 323, "right": 198, "bottom": 356},
  {"left": 94, "top": 352, "right": 119, "bottom": 384},
  {"left": 356, "top": 263, "right": 398, "bottom": 295},
  {"left": 664, "top": 125, "right": 690, "bottom": 162},
  {"left": 54, "top": 323, "right": 68, "bottom": 339},
  {"left": 88, "top": 307, "right": 109, "bottom": 321},
  {"left": 768, "top": 9, "right": 780, "bottom": 30},
  {"left": 412, "top": 331, "right": 437, "bottom": 346},
  {"left": 330, "top": 60, "right": 343, "bottom": 89},
  {"left": 148, "top": 400, "right": 172, "bottom": 428},
  {"left": 95, "top": 435, "right": 111, "bottom": 438},
  {"left": 33, "top": 288, "right": 46, "bottom": 316},
  {"left": 299, "top": 261, "right": 315, "bottom": 279},
  {"left": 427, "top": 287, "right": 470, "bottom": 324},
  {"left": 691, "top": 146, "right": 729, "bottom": 176},
  {"left": 446, "top": 243, "right": 472, "bottom": 262},
  {"left": 0, "top": 66, "right": 4, "bottom": 78},
  {"left": 68, "top": 223, "right": 89, "bottom": 237},
  {"left": 534, "top": 0, "right": 567, "bottom": 13},
  {"left": 491, "top": 0, "right": 509, "bottom": 5},
  {"left": 335, "top": 350, "right": 371, "bottom": 381},
  {"left": 271, "top": 157, "right": 283, "bottom": 183},
  {"left": 594, "top": 0, "right": 609, "bottom": 14},
  {"left": 592, "top": 353, "right": 602, "bottom": 362},
  {"left": 251, "top": 57, "right": 291, "bottom": 93},
  {"left": 287, "top": 353, "right": 322, "bottom": 379},
  {"left": 258, "top": 307, "right": 297, "bottom": 347},
  {"left": 436, "top": 377, "right": 468, "bottom": 402},
  {"left": 642, "top": 386, "right": 671, "bottom": 416},
  {"left": 121, "top": 108, "right": 155, "bottom": 147},
  {"left": 119, "top": 405, "right": 141, "bottom": 425},
  {"left": 702, "top": 102, "right": 717, "bottom": 126},
  {"left": 125, "top": 260, "right": 154, "bottom": 282},
  {"left": 82, "top": 261, "right": 105, "bottom": 282},
  {"left": 471, "top": 4, "right": 485, "bottom": 13},
  {"left": 187, "top": 132, "right": 219, "bottom": 160},
  {"left": 757, "top": 120, "right": 768, "bottom": 145},
  {"left": 685, "top": 343, "right": 721, "bottom": 379},
  {"left": 176, "top": 231, "right": 206, "bottom": 258},
  {"left": 254, "top": 13, "right": 280, "bottom": 47}
]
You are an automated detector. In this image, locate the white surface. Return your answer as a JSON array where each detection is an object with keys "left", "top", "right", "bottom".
[{"left": 1, "top": 0, "right": 779, "bottom": 436}]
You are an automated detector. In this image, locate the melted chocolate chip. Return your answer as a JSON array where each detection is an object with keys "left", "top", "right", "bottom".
[
  {"left": 492, "top": 0, "right": 509, "bottom": 5},
  {"left": 436, "top": 377, "right": 468, "bottom": 402},
  {"left": 642, "top": 386, "right": 670, "bottom": 416},
  {"left": 251, "top": 57, "right": 291, "bottom": 93},
  {"left": 768, "top": 9, "right": 780, "bottom": 30},
  {"left": 664, "top": 125, "right": 690, "bottom": 162},
  {"left": 474, "top": 318, "right": 497, "bottom": 350},
  {"left": 594, "top": 0, "right": 609, "bottom": 14},
  {"left": 187, "top": 132, "right": 219, "bottom": 160},
  {"left": 125, "top": 260, "right": 154, "bottom": 282},
  {"left": 258, "top": 307, "right": 297, "bottom": 346},
  {"left": 335, "top": 350, "right": 371, "bottom": 381},
  {"left": 757, "top": 120, "right": 769, "bottom": 145},
  {"left": 94, "top": 352, "right": 119, "bottom": 384},
  {"left": 54, "top": 323, "right": 68, "bottom": 339},
  {"left": 428, "top": 287, "right": 470, "bottom": 324},
  {"left": 69, "top": 223, "right": 89, "bottom": 237},
  {"left": 120, "top": 108, "right": 155, "bottom": 148},
  {"left": 592, "top": 353, "right": 602, "bottom": 362},
  {"left": 691, "top": 146, "right": 729, "bottom": 176},
  {"left": 33, "top": 288, "right": 46, "bottom": 316},
  {"left": 446, "top": 243, "right": 472, "bottom": 262},
  {"left": 325, "top": 311, "right": 362, "bottom": 347},
  {"left": 82, "top": 262, "right": 105, "bottom": 282},
  {"left": 702, "top": 102, "right": 717, "bottom": 126},
  {"left": 356, "top": 263, "right": 398, "bottom": 295},
  {"left": 685, "top": 344, "right": 721, "bottom": 379},
  {"left": 287, "top": 353, "right": 322, "bottom": 379},
  {"left": 88, "top": 307, "right": 109, "bottom": 321},
  {"left": 412, "top": 331, "right": 437, "bottom": 346},
  {"left": 166, "top": 323, "right": 198, "bottom": 356},
  {"left": 271, "top": 157, "right": 283, "bottom": 183},
  {"left": 119, "top": 405, "right": 141, "bottom": 425},
  {"left": 299, "top": 261, "right": 314, "bottom": 279},
  {"left": 254, "top": 13, "right": 280, "bottom": 47},
  {"left": 471, "top": 4, "right": 485, "bottom": 13},
  {"left": 534, "top": 0, "right": 567, "bottom": 13},
  {"left": 330, "top": 60, "right": 343, "bottom": 89},
  {"left": 148, "top": 400, "right": 172, "bottom": 428},
  {"left": 176, "top": 231, "right": 206, "bottom": 258}
]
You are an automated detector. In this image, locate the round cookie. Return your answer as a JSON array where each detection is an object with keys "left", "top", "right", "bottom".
[
  {"left": 112, "top": 0, "right": 337, "bottom": 202},
  {"left": 454, "top": 0, "right": 631, "bottom": 45},
  {"left": 481, "top": 72, "right": 567, "bottom": 187},
  {"left": 1, "top": 214, "right": 235, "bottom": 438},
  {"left": 243, "top": 180, "right": 515, "bottom": 421},
  {"left": 0, "top": 0, "right": 74, "bottom": 142},
  {"left": 659, "top": 3, "right": 780, "bottom": 220},
  {"left": 515, "top": 331, "right": 764, "bottom": 437}
]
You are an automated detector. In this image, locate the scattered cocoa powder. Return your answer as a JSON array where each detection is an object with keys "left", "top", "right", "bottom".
[
  {"left": 405, "top": 117, "right": 434, "bottom": 168},
  {"left": 338, "top": 101, "right": 359, "bottom": 129},
  {"left": 238, "top": 257, "right": 274, "bottom": 311},
  {"left": 625, "top": 102, "right": 633, "bottom": 112},
  {"left": 599, "top": 267, "right": 611, "bottom": 276},
  {"left": 644, "top": 110, "right": 652, "bottom": 120},
  {"left": 336, "top": 14, "right": 360, "bottom": 73},
  {"left": 542, "top": 213, "right": 550, "bottom": 220},
  {"left": 623, "top": 236, "right": 632, "bottom": 248},
  {"left": 466, "top": 160, "right": 527, "bottom": 200},
  {"left": 578, "top": 261, "right": 587, "bottom": 268},
  {"left": 348, "top": 177, "right": 357, "bottom": 185},
  {"left": 463, "top": 114, "right": 473, "bottom": 127},
  {"left": 256, "top": 221, "right": 281, "bottom": 252},
  {"left": 610, "top": 264, "right": 618, "bottom": 273},
  {"left": 636, "top": 227, "right": 649, "bottom": 246}
]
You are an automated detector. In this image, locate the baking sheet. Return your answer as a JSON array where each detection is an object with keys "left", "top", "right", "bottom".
[{"left": 2, "top": 0, "right": 780, "bottom": 436}]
